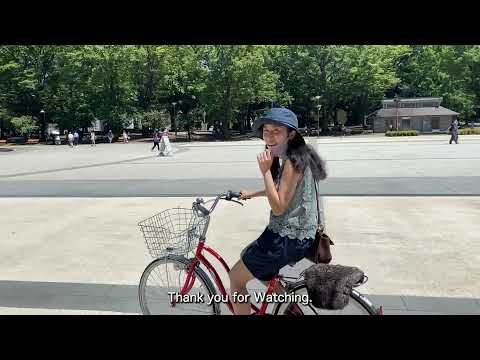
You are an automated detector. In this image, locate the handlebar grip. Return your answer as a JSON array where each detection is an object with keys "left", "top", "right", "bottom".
[{"left": 229, "top": 191, "right": 242, "bottom": 199}]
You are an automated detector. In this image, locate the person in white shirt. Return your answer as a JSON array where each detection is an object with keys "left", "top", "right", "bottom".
[
  {"left": 159, "top": 128, "right": 173, "bottom": 156},
  {"left": 67, "top": 132, "right": 74, "bottom": 147},
  {"left": 107, "top": 130, "right": 114, "bottom": 143},
  {"left": 73, "top": 131, "right": 79, "bottom": 146}
]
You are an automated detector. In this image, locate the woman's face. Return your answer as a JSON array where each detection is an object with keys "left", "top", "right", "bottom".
[{"left": 262, "top": 123, "right": 293, "bottom": 147}]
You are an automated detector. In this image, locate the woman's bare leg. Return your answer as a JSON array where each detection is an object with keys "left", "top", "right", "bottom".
[{"left": 228, "top": 260, "right": 255, "bottom": 315}]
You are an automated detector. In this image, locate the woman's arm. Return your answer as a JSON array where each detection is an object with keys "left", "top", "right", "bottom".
[
  {"left": 258, "top": 152, "right": 302, "bottom": 216},
  {"left": 240, "top": 189, "right": 266, "bottom": 200}
]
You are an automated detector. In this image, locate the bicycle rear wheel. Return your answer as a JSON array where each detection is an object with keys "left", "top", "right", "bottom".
[
  {"left": 273, "top": 283, "right": 377, "bottom": 315},
  {"left": 139, "top": 255, "right": 220, "bottom": 315}
]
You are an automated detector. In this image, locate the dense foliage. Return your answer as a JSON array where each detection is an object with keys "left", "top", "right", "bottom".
[{"left": 1, "top": 45, "right": 479, "bottom": 139}]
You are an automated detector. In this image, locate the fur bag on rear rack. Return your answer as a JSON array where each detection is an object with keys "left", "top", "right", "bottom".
[{"left": 304, "top": 264, "right": 364, "bottom": 310}]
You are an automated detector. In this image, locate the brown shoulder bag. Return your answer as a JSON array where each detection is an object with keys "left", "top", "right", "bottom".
[{"left": 305, "top": 180, "right": 334, "bottom": 264}]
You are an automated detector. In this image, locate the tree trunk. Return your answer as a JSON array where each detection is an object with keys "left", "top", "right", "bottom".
[
  {"left": 320, "top": 107, "right": 330, "bottom": 130},
  {"left": 239, "top": 117, "right": 245, "bottom": 134},
  {"left": 169, "top": 108, "right": 176, "bottom": 132},
  {"left": 224, "top": 107, "right": 231, "bottom": 139},
  {"left": 239, "top": 108, "right": 246, "bottom": 135},
  {"left": 246, "top": 105, "right": 252, "bottom": 131},
  {"left": 223, "top": 86, "right": 231, "bottom": 139}
]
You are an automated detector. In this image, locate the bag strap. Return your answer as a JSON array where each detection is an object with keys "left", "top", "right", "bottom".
[{"left": 313, "top": 174, "right": 322, "bottom": 229}]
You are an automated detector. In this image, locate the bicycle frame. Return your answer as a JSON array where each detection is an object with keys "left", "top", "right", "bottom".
[
  {"left": 143, "top": 192, "right": 380, "bottom": 315},
  {"left": 170, "top": 192, "right": 302, "bottom": 315},
  {"left": 178, "top": 236, "right": 279, "bottom": 315}
]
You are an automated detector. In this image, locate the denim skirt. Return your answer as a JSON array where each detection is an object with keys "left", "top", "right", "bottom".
[{"left": 241, "top": 227, "right": 315, "bottom": 281}]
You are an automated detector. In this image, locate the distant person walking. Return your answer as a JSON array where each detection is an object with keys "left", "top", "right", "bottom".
[
  {"left": 159, "top": 128, "right": 173, "bottom": 156},
  {"left": 449, "top": 118, "right": 459, "bottom": 144},
  {"left": 107, "top": 130, "right": 114, "bottom": 144},
  {"left": 67, "top": 132, "right": 74, "bottom": 147},
  {"left": 90, "top": 131, "right": 96, "bottom": 146},
  {"left": 151, "top": 132, "right": 161, "bottom": 152},
  {"left": 73, "top": 131, "right": 79, "bottom": 147},
  {"left": 123, "top": 130, "right": 129, "bottom": 144}
]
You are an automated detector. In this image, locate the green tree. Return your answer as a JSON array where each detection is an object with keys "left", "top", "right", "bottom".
[
  {"left": 86, "top": 45, "right": 136, "bottom": 133},
  {"left": 397, "top": 45, "right": 476, "bottom": 120},
  {"left": 2, "top": 44, "right": 478, "bottom": 141},
  {"left": 268, "top": 45, "right": 341, "bottom": 128},
  {"left": 131, "top": 45, "right": 170, "bottom": 112},
  {"left": 161, "top": 45, "right": 207, "bottom": 132},
  {"left": 202, "top": 45, "right": 287, "bottom": 138},
  {"left": 0, "top": 45, "right": 62, "bottom": 137},
  {"left": 10, "top": 115, "right": 39, "bottom": 137},
  {"left": 332, "top": 45, "right": 411, "bottom": 124},
  {"left": 138, "top": 109, "right": 170, "bottom": 133},
  {"left": 269, "top": 45, "right": 411, "bottom": 127},
  {"left": 49, "top": 46, "right": 96, "bottom": 132}
]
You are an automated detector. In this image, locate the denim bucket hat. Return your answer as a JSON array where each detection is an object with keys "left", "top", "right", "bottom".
[{"left": 253, "top": 107, "right": 299, "bottom": 138}]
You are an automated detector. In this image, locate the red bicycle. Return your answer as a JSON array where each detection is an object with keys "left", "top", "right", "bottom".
[{"left": 138, "top": 191, "right": 382, "bottom": 315}]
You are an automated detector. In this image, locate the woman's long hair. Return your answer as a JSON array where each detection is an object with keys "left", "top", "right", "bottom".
[{"left": 268, "top": 129, "right": 327, "bottom": 182}]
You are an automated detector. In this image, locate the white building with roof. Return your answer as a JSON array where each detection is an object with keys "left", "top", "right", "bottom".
[{"left": 374, "top": 97, "right": 459, "bottom": 133}]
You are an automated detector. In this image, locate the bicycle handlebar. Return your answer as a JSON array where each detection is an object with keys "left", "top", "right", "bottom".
[
  {"left": 196, "top": 203, "right": 210, "bottom": 216},
  {"left": 193, "top": 190, "right": 243, "bottom": 217},
  {"left": 226, "top": 191, "right": 242, "bottom": 200}
]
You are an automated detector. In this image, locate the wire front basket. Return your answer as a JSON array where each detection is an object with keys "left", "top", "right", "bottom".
[{"left": 138, "top": 207, "right": 208, "bottom": 259}]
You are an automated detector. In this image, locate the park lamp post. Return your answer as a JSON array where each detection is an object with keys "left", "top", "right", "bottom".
[
  {"left": 40, "top": 109, "right": 46, "bottom": 142},
  {"left": 188, "top": 95, "right": 196, "bottom": 141},
  {"left": 172, "top": 102, "right": 177, "bottom": 135},
  {"left": 191, "top": 95, "right": 197, "bottom": 118},
  {"left": 393, "top": 95, "right": 400, "bottom": 131},
  {"left": 175, "top": 100, "right": 183, "bottom": 138},
  {"left": 177, "top": 109, "right": 183, "bottom": 138},
  {"left": 191, "top": 95, "right": 197, "bottom": 139},
  {"left": 313, "top": 95, "right": 322, "bottom": 137},
  {"left": 317, "top": 104, "right": 322, "bottom": 137}
]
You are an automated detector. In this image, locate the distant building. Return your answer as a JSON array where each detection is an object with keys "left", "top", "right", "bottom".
[{"left": 374, "top": 97, "right": 459, "bottom": 133}]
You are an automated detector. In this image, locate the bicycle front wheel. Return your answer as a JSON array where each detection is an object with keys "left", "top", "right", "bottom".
[
  {"left": 273, "top": 283, "right": 377, "bottom": 315},
  {"left": 139, "top": 255, "right": 220, "bottom": 315}
]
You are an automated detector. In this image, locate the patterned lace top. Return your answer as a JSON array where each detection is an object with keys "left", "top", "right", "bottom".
[{"left": 267, "top": 163, "right": 318, "bottom": 240}]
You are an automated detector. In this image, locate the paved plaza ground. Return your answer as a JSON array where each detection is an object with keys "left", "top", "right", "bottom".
[{"left": 0, "top": 134, "right": 479, "bottom": 314}]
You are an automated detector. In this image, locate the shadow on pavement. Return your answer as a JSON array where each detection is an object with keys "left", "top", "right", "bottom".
[
  {"left": 0, "top": 280, "right": 140, "bottom": 314},
  {"left": 0, "top": 280, "right": 479, "bottom": 315}
]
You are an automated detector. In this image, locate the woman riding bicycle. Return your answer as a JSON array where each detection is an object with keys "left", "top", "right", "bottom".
[{"left": 229, "top": 107, "right": 327, "bottom": 315}]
